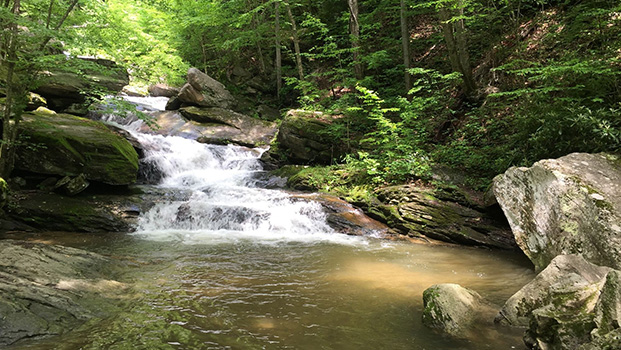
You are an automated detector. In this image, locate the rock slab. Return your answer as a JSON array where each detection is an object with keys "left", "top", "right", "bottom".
[
  {"left": 493, "top": 153, "right": 621, "bottom": 271},
  {"left": 0, "top": 240, "right": 123, "bottom": 347},
  {"left": 16, "top": 112, "right": 139, "bottom": 185}
]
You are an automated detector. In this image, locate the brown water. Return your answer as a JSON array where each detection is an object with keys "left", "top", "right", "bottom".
[{"left": 10, "top": 232, "right": 534, "bottom": 350}]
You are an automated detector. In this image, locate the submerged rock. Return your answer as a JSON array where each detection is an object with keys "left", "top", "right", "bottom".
[
  {"left": 16, "top": 112, "right": 139, "bottom": 186},
  {"left": 496, "top": 254, "right": 621, "bottom": 350},
  {"left": 422, "top": 283, "right": 495, "bottom": 337},
  {"left": 0, "top": 240, "right": 125, "bottom": 347},
  {"left": 493, "top": 153, "right": 621, "bottom": 271}
]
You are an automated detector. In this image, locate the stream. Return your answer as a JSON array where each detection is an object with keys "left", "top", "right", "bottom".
[{"left": 10, "top": 97, "right": 534, "bottom": 349}]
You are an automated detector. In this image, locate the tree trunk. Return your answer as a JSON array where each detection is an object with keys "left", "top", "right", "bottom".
[
  {"left": 400, "top": 0, "right": 411, "bottom": 93},
  {"left": 347, "top": 0, "right": 362, "bottom": 80},
  {"left": 0, "top": 0, "right": 21, "bottom": 178},
  {"left": 275, "top": 1, "right": 282, "bottom": 97},
  {"left": 285, "top": 2, "right": 304, "bottom": 80},
  {"left": 438, "top": 0, "right": 475, "bottom": 97},
  {"left": 39, "top": 0, "right": 79, "bottom": 50}
]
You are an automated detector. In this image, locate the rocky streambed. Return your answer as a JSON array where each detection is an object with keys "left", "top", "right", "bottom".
[{"left": 1, "top": 65, "right": 620, "bottom": 349}]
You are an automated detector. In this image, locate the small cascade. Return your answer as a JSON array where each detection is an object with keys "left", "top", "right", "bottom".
[{"left": 107, "top": 96, "right": 362, "bottom": 245}]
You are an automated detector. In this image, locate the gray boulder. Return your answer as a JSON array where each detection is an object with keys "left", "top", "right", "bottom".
[
  {"left": 493, "top": 153, "right": 621, "bottom": 271},
  {"left": 147, "top": 83, "right": 180, "bottom": 97},
  {"left": 177, "top": 68, "right": 236, "bottom": 109},
  {"left": 273, "top": 109, "right": 346, "bottom": 165},
  {"left": 422, "top": 283, "right": 495, "bottom": 337},
  {"left": 496, "top": 255, "right": 610, "bottom": 328},
  {"left": 15, "top": 112, "right": 139, "bottom": 185},
  {"left": 141, "top": 107, "right": 277, "bottom": 148},
  {"left": 496, "top": 254, "right": 621, "bottom": 350}
]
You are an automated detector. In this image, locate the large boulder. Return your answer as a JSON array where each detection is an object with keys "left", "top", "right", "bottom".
[
  {"left": 496, "top": 254, "right": 621, "bottom": 350},
  {"left": 422, "top": 284, "right": 495, "bottom": 337},
  {"left": 273, "top": 110, "right": 346, "bottom": 165},
  {"left": 177, "top": 68, "right": 236, "bottom": 109},
  {"left": 147, "top": 83, "right": 180, "bottom": 97},
  {"left": 35, "top": 56, "right": 129, "bottom": 113},
  {"left": 141, "top": 107, "right": 277, "bottom": 148},
  {"left": 15, "top": 112, "right": 139, "bottom": 185},
  {"left": 366, "top": 185, "right": 516, "bottom": 249},
  {"left": 0, "top": 240, "right": 125, "bottom": 347},
  {"left": 493, "top": 153, "right": 621, "bottom": 271}
]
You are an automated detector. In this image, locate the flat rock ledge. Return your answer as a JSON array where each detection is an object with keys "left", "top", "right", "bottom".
[{"left": 0, "top": 240, "right": 127, "bottom": 347}]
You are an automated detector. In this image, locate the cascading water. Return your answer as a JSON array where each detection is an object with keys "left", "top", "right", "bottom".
[{"left": 107, "top": 96, "right": 363, "bottom": 245}]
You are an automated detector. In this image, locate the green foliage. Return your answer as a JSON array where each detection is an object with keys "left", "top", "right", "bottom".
[{"left": 344, "top": 86, "right": 431, "bottom": 184}]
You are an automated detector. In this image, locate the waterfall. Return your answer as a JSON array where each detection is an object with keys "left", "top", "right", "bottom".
[{"left": 108, "top": 96, "right": 363, "bottom": 245}]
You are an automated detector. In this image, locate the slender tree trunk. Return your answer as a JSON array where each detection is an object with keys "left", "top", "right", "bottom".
[
  {"left": 252, "top": 13, "right": 266, "bottom": 73},
  {"left": 275, "top": 1, "right": 282, "bottom": 97},
  {"left": 438, "top": 1, "right": 475, "bottom": 96},
  {"left": 285, "top": 2, "right": 303, "bottom": 80},
  {"left": 39, "top": 0, "right": 79, "bottom": 50},
  {"left": 46, "top": 0, "right": 54, "bottom": 29},
  {"left": 347, "top": 0, "right": 362, "bottom": 80},
  {"left": 0, "top": 0, "right": 21, "bottom": 178},
  {"left": 400, "top": 0, "right": 411, "bottom": 93}
]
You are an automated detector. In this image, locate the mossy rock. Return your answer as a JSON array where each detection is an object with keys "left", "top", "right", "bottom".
[
  {"left": 16, "top": 113, "right": 139, "bottom": 185},
  {"left": 0, "top": 178, "right": 8, "bottom": 210},
  {"left": 274, "top": 109, "right": 347, "bottom": 165}
]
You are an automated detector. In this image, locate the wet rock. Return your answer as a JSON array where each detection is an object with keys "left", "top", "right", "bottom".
[
  {"left": 177, "top": 68, "right": 236, "bottom": 109},
  {"left": 142, "top": 107, "right": 277, "bottom": 148},
  {"left": 181, "top": 106, "right": 277, "bottom": 147},
  {"left": 16, "top": 112, "right": 139, "bottom": 185},
  {"left": 54, "top": 174, "right": 90, "bottom": 196},
  {"left": 271, "top": 109, "right": 346, "bottom": 165},
  {"left": 7, "top": 190, "right": 148, "bottom": 232},
  {"left": 0, "top": 240, "right": 124, "bottom": 347},
  {"left": 422, "top": 284, "right": 496, "bottom": 337},
  {"left": 367, "top": 184, "right": 516, "bottom": 249},
  {"left": 148, "top": 83, "right": 180, "bottom": 97},
  {"left": 493, "top": 153, "right": 621, "bottom": 271},
  {"left": 292, "top": 192, "right": 389, "bottom": 236}
]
